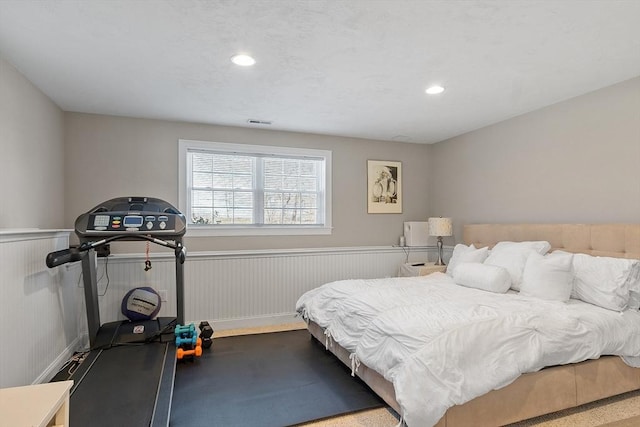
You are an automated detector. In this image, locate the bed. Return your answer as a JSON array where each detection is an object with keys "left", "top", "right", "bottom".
[{"left": 296, "top": 224, "right": 640, "bottom": 426}]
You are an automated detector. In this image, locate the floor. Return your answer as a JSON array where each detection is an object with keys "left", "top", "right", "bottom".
[{"left": 216, "top": 322, "right": 640, "bottom": 427}]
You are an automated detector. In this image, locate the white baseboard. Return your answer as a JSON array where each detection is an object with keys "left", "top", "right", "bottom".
[
  {"left": 34, "top": 336, "right": 82, "bottom": 384},
  {"left": 189, "top": 313, "right": 302, "bottom": 332}
]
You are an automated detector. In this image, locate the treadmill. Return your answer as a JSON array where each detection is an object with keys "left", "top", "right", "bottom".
[{"left": 46, "top": 197, "right": 187, "bottom": 427}]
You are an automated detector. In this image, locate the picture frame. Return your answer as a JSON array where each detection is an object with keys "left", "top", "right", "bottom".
[{"left": 367, "top": 160, "right": 402, "bottom": 213}]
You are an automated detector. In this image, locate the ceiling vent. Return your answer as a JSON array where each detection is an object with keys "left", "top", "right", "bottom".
[{"left": 247, "top": 119, "right": 272, "bottom": 125}]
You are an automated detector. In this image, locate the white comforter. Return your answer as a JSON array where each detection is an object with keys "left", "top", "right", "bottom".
[{"left": 296, "top": 273, "right": 640, "bottom": 427}]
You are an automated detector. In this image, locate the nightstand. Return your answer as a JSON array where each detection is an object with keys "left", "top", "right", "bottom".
[{"left": 398, "top": 262, "right": 447, "bottom": 277}]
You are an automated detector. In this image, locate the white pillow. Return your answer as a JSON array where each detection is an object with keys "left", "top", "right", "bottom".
[
  {"left": 446, "top": 244, "right": 490, "bottom": 277},
  {"left": 626, "top": 263, "right": 640, "bottom": 310},
  {"left": 452, "top": 262, "right": 511, "bottom": 293},
  {"left": 571, "top": 253, "right": 638, "bottom": 311},
  {"left": 519, "top": 252, "right": 574, "bottom": 301},
  {"left": 483, "top": 241, "right": 552, "bottom": 291}
]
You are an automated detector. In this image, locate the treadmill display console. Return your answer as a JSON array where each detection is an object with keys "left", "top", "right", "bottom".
[
  {"left": 122, "top": 215, "right": 143, "bottom": 228},
  {"left": 87, "top": 213, "right": 175, "bottom": 232},
  {"left": 75, "top": 197, "right": 186, "bottom": 240}
]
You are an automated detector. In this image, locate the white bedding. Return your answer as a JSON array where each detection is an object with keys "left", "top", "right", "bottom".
[{"left": 296, "top": 272, "right": 640, "bottom": 427}]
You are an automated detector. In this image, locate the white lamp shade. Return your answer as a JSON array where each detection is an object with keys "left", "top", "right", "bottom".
[{"left": 428, "top": 217, "right": 453, "bottom": 237}]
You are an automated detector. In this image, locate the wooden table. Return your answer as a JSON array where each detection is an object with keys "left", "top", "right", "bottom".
[{"left": 0, "top": 380, "right": 73, "bottom": 427}]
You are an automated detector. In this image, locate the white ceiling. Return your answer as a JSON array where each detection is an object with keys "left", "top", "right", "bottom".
[{"left": 1, "top": 0, "right": 639, "bottom": 144}]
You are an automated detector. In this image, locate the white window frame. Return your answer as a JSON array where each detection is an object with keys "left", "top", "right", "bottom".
[{"left": 178, "top": 139, "right": 332, "bottom": 236}]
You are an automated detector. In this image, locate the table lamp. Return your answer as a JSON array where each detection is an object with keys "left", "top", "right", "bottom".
[{"left": 428, "top": 217, "right": 453, "bottom": 265}]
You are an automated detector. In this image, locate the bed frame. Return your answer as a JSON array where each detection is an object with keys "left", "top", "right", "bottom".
[{"left": 308, "top": 224, "right": 640, "bottom": 426}]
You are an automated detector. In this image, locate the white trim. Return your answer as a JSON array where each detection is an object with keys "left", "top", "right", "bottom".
[
  {"left": 182, "top": 139, "right": 332, "bottom": 159},
  {"left": 0, "top": 229, "right": 71, "bottom": 244},
  {"left": 185, "top": 224, "right": 332, "bottom": 237},
  {"left": 195, "top": 313, "right": 303, "bottom": 332},
  {"left": 106, "top": 245, "right": 438, "bottom": 261},
  {"left": 33, "top": 336, "right": 82, "bottom": 384},
  {"left": 178, "top": 139, "right": 332, "bottom": 236}
]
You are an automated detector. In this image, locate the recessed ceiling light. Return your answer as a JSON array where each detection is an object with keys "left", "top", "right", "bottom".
[
  {"left": 425, "top": 85, "right": 445, "bottom": 95},
  {"left": 231, "top": 54, "right": 256, "bottom": 66}
]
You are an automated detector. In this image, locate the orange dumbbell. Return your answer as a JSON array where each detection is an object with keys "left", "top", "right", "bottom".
[{"left": 176, "top": 338, "right": 202, "bottom": 360}]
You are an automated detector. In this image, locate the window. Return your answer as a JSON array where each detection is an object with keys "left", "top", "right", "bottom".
[{"left": 179, "top": 139, "right": 332, "bottom": 236}]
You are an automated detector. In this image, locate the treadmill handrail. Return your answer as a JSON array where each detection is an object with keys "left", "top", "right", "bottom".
[{"left": 46, "top": 234, "right": 186, "bottom": 268}]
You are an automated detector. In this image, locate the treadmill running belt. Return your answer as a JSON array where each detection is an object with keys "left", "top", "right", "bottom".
[{"left": 70, "top": 343, "right": 167, "bottom": 426}]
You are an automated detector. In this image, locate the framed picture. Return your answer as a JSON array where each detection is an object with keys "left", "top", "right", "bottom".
[{"left": 367, "top": 160, "right": 402, "bottom": 213}]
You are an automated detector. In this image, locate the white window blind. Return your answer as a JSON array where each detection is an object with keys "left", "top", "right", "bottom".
[{"left": 179, "top": 139, "right": 332, "bottom": 236}]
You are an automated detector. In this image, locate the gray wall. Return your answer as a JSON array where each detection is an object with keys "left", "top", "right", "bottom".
[
  {"left": 3, "top": 54, "right": 638, "bottom": 250},
  {"left": 428, "top": 76, "right": 640, "bottom": 242},
  {"left": 0, "top": 57, "right": 65, "bottom": 228},
  {"left": 64, "top": 113, "right": 432, "bottom": 251}
]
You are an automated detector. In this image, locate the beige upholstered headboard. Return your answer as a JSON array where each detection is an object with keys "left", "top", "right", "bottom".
[{"left": 463, "top": 224, "right": 640, "bottom": 260}]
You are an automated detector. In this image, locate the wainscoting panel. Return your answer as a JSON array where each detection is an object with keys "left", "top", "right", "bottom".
[
  {"left": 0, "top": 230, "right": 77, "bottom": 388},
  {"left": 1, "top": 239, "right": 442, "bottom": 385},
  {"left": 185, "top": 250, "right": 404, "bottom": 325},
  {"left": 92, "top": 246, "right": 437, "bottom": 331}
]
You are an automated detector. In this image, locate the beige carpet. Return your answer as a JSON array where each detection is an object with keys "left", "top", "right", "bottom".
[{"left": 217, "top": 323, "right": 640, "bottom": 427}]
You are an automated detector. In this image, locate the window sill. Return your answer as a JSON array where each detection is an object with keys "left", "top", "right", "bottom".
[{"left": 185, "top": 225, "right": 333, "bottom": 237}]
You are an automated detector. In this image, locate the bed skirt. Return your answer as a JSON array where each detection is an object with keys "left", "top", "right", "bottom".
[{"left": 307, "top": 320, "right": 640, "bottom": 426}]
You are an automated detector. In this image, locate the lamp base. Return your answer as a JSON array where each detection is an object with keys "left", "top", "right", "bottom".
[{"left": 434, "top": 237, "right": 446, "bottom": 266}]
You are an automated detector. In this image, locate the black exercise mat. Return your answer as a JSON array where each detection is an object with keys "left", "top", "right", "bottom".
[{"left": 170, "top": 329, "right": 385, "bottom": 427}]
